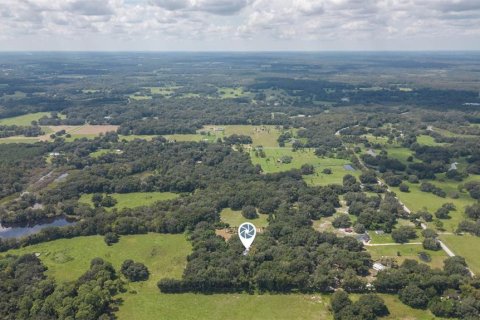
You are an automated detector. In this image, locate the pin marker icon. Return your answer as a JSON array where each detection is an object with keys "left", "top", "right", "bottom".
[{"left": 238, "top": 222, "right": 256, "bottom": 253}]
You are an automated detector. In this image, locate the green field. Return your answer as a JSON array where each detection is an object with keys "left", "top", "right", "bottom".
[
  {"left": 79, "top": 192, "right": 179, "bottom": 210},
  {"left": 439, "top": 234, "right": 480, "bottom": 275},
  {"left": 391, "top": 176, "right": 480, "bottom": 231},
  {"left": 164, "top": 134, "right": 215, "bottom": 142},
  {"left": 251, "top": 148, "right": 357, "bottom": 185},
  {"left": 366, "top": 243, "right": 447, "bottom": 269},
  {"left": 146, "top": 86, "right": 181, "bottom": 96},
  {"left": 353, "top": 294, "right": 442, "bottom": 320},
  {"left": 416, "top": 135, "right": 447, "bottom": 146},
  {"left": 89, "top": 148, "right": 119, "bottom": 158},
  {"left": 0, "top": 137, "right": 40, "bottom": 144},
  {"left": 163, "top": 125, "right": 286, "bottom": 148},
  {"left": 217, "top": 87, "right": 250, "bottom": 99},
  {"left": 0, "top": 112, "right": 51, "bottom": 126},
  {"left": 129, "top": 94, "right": 152, "bottom": 100},
  {"left": 220, "top": 208, "right": 269, "bottom": 228}
]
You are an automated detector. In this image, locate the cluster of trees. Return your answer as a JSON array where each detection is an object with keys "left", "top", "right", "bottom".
[
  {"left": 0, "top": 124, "right": 43, "bottom": 138},
  {"left": 331, "top": 291, "right": 389, "bottom": 320},
  {"left": 374, "top": 258, "right": 479, "bottom": 319},
  {"left": 343, "top": 189, "right": 405, "bottom": 233},
  {"left": 0, "top": 254, "right": 123, "bottom": 320},
  {"left": 0, "top": 143, "right": 49, "bottom": 199},
  {"left": 121, "top": 260, "right": 149, "bottom": 282}
]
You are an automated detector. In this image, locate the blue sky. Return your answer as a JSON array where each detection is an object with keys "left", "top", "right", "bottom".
[{"left": 1, "top": 0, "right": 479, "bottom": 51}]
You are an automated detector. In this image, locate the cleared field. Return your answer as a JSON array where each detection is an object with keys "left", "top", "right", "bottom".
[
  {"left": 217, "top": 87, "right": 250, "bottom": 99},
  {"left": 0, "top": 137, "right": 40, "bottom": 144},
  {"left": 0, "top": 124, "right": 119, "bottom": 143},
  {"left": 119, "top": 134, "right": 158, "bottom": 141},
  {"left": 439, "top": 234, "right": 480, "bottom": 275},
  {"left": 165, "top": 125, "right": 286, "bottom": 148},
  {"left": 391, "top": 175, "right": 480, "bottom": 231},
  {"left": 251, "top": 148, "right": 357, "bottom": 185},
  {"left": 164, "top": 134, "right": 214, "bottom": 142},
  {"left": 0, "top": 112, "right": 51, "bottom": 126},
  {"left": 416, "top": 135, "right": 447, "bottom": 146},
  {"left": 351, "top": 294, "right": 442, "bottom": 320},
  {"left": 220, "top": 208, "right": 269, "bottom": 228},
  {"left": 2, "top": 230, "right": 438, "bottom": 319},
  {"left": 129, "top": 94, "right": 152, "bottom": 100},
  {"left": 366, "top": 244, "right": 447, "bottom": 269},
  {"left": 146, "top": 86, "right": 181, "bottom": 96},
  {"left": 3, "top": 233, "right": 190, "bottom": 282},
  {"left": 79, "top": 192, "right": 179, "bottom": 210}
]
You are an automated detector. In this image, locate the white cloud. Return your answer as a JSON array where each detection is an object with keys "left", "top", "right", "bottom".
[{"left": 0, "top": 0, "right": 479, "bottom": 50}]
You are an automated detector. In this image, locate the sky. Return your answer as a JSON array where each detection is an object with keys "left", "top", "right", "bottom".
[{"left": 0, "top": 0, "right": 480, "bottom": 51}]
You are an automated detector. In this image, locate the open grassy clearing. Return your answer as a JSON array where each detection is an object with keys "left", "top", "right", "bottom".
[
  {"left": 0, "top": 137, "right": 40, "bottom": 144},
  {"left": 1, "top": 91, "right": 27, "bottom": 100},
  {"left": 78, "top": 192, "right": 179, "bottom": 210},
  {"left": 351, "top": 294, "right": 443, "bottom": 320},
  {"left": 89, "top": 148, "right": 122, "bottom": 158},
  {"left": 0, "top": 124, "right": 118, "bottom": 143},
  {"left": 119, "top": 134, "right": 158, "bottom": 141},
  {"left": 220, "top": 208, "right": 269, "bottom": 228},
  {"left": 439, "top": 234, "right": 480, "bottom": 275},
  {"left": 217, "top": 87, "right": 250, "bottom": 99},
  {"left": 391, "top": 175, "right": 480, "bottom": 231},
  {"left": 416, "top": 135, "right": 447, "bottom": 146},
  {"left": 3, "top": 234, "right": 333, "bottom": 320},
  {"left": 304, "top": 160, "right": 359, "bottom": 186},
  {"left": 0, "top": 112, "right": 51, "bottom": 126},
  {"left": 366, "top": 244, "right": 447, "bottom": 270},
  {"left": 164, "top": 134, "right": 215, "bottom": 142},
  {"left": 146, "top": 86, "right": 181, "bottom": 96},
  {"left": 166, "top": 125, "right": 286, "bottom": 148},
  {"left": 251, "top": 148, "right": 357, "bottom": 184}
]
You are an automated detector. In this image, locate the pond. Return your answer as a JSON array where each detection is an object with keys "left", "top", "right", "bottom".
[{"left": 0, "top": 218, "right": 75, "bottom": 239}]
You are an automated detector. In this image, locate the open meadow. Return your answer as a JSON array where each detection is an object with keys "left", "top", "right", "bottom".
[{"left": 78, "top": 192, "right": 179, "bottom": 210}]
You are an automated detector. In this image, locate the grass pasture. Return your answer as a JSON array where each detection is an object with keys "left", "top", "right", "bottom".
[
  {"left": 251, "top": 148, "right": 357, "bottom": 185},
  {"left": 217, "top": 87, "right": 250, "bottom": 99},
  {"left": 366, "top": 244, "right": 447, "bottom": 269},
  {"left": 146, "top": 86, "right": 181, "bottom": 96},
  {"left": 391, "top": 175, "right": 480, "bottom": 231},
  {"left": 0, "top": 112, "right": 51, "bottom": 126},
  {"left": 166, "top": 125, "right": 286, "bottom": 148},
  {"left": 439, "top": 234, "right": 480, "bottom": 275},
  {"left": 79, "top": 192, "right": 179, "bottom": 210},
  {"left": 220, "top": 208, "right": 269, "bottom": 228}
]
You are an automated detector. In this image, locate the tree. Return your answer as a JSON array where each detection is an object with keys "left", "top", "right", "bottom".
[
  {"left": 465, "top": 203, "right": 480, "bottom": 220},
  {"left": 101, "top": 195, "right": 117, "bottom": 208},
  {"left": 353, "top": 223, "right": 366, "bottom": 234},
  {"left": 399, "top": 285, "right": 429, "bottom": 309},
  {"left": 399, "top": 183, "right": 409, "bottom": 192},
  {"left": 322, "top": 168, "right": 332, "bottom": 174},
  {"left": 242, "top": 205, "right": 258, "bottom": 219},
  {"left": 422, "top": 238, "right": 441, "bottom": 251},
  {"left": 332, "top": 215, "right": 352, "bottom": 228},
  {"left": 104, "top": 232, "right": 119, "bottom": 246},
  {"left": 300, "top": 164, "right": 314, "bottom": 175},
  {"left": 360, "top": 171, "right": 377, "bottom": 184},
  {"left": 331, "top": 290, "right": 352, "bottom": 314},
  {"left": 121, "top": 259, "right": 149, "bottom": 282},
  {"left": 391, "top": 226, "right": 417, "bottom": 243}
]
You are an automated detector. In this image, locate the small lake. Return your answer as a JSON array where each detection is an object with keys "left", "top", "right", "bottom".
[
  {"left": 0, "top": 218, "right": 75, "bottom": 239},
  {"left": 344, "top": 164, "right": 355, "bottom": 171}
]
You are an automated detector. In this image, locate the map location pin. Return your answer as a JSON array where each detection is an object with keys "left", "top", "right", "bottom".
[{"left": 238, "top": 222, "right": 256, "bottom": 253}]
